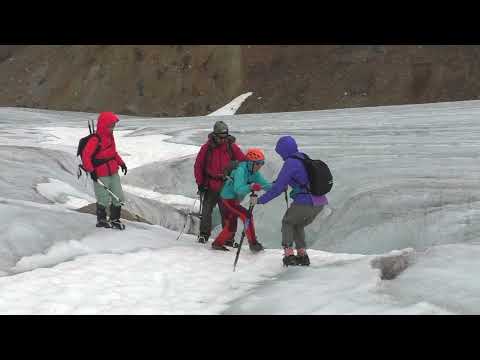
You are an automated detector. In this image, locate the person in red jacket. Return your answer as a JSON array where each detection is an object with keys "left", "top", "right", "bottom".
[
  {"left": 194, "top": 121, "right": 246, "bottom": 244},
  {"left": 82, "top": 112, "right": 128, "bottom": 230}
]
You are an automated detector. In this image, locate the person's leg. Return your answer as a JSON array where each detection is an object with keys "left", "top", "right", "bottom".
[
  {"left": 293, "top": 224, "right": 306, "bottom": 251},
  {"left": 281, "top": 205, "right": 302, "bottom": 249},
  {"left": 218, "top": 198, "right": 237, "bottom": 246},
  {"left": 221, "top": 201, "right": 258, "bottom": 245},
  {"left": 93, "top": 177, "right": 112, "bottom": 228},
  {"left": 281, "top": 206, "right": 300, "bottom": 265},
  {"left": 108, "top": 173, "right": 126, "bottom": 229},
  {"left": 294, "top": 205, "right": 324, "bottom": 248},
  {"left": 199, "top": 190, "right": 219, "bottom": 243},
  {"left": 218, "top": 197, "right": 227, "bottom": 229},
  {"left": 94, "top": 176, "right": 111, "bottom": 208},
  {"left": 212, "top": 199, "right": 238, "bottom": 250},
  {"left": 281, "top": 204, "right": 319, "bottom": 265},
  {"left": 108, "top": 173, "right": 126, "bottom": 207},
  {"left": 293, "top": 205, "right": 324, "bottom": 266}
]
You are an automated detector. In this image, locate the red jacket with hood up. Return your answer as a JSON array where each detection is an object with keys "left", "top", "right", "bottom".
[{"left": 82, "top": 112, "right": 125, "bottom": 177}]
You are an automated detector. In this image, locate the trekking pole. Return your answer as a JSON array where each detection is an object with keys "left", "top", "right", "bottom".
[
  {"left": 97, "top": 179, "right": 125, "bottom": 206},
  {"left": 233, "top": 191, "right": 256, "bottom": 272},
  {"left": 176, "top": 196, "right": 199, "bottom": 241}
]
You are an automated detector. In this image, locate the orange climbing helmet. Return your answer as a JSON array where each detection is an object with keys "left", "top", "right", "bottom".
[{"left": 245, "top": 148, "right": 265, "bottom": 161}]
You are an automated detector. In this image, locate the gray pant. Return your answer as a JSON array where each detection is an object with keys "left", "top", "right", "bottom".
[
  {"left": 281, "top": 203, "right": 324, "bottom": 249},
  {"left": 93, "top": 173, "right": 125, "bottom": 207}
]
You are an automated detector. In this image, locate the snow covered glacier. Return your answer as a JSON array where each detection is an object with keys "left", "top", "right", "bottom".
[{"left": 1, "top": 98, "right": 480, "bottom": 314}]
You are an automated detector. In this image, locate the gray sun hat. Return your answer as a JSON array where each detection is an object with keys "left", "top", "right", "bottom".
[{"left": 213, "top": 120, "right": 229, "bottom": 135}]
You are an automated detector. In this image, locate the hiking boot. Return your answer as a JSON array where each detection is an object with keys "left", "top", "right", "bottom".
[
  {"left": 296, "top": 248, "right": 310, "bottom": 266},
  {"left": 249, "top": 241, "right": 264, "bottom": 253},
  {"left": 109, "top": 205, "right": 125, "bottom": 230},
  {"left": 284, "top": 246, "right": 294, "bottom": 256},
  {"left": 283, "top": 255, "right": 297, "bottom": 267},
  {"left": 96, "top": 204, "right": 111, "bottom": 228},
  {"left": 96, "top": 219, "right": 112, "bottom": 228},
  {"left": 198, "top": 235, "right": 208, "bottom": 244},
  {"left": 224, "top": 239, "right": 235, "bottom": 247},
  {"left": 211, "top": 243, "right": 230, "bottom": 251},
  {"left": 110, "top": 219, "right": 126, "bottom": 230},
  {"left": 296, "top": 254, "right": 310, "bottom": 266}
]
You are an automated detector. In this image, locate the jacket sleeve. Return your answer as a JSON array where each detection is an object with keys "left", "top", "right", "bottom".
[
  {"left": 253, "top": 172, "right": 272, "bottom": 191},
  {"left": 233, "top": 166, "right": 253, "bottom": 198},
  {"left": 231, "top": 143, "right": 247, "bottom": 161},
  {"left": 257, "top": 160, "right": 294, "bottom": 205},
  {"left": 115, "top": 151, "right": 125, "bottom": 166},
  {"left": 110, "top": 137, "right": 125, "bottom": 166},
  {"left": 194, "top": 144, "right": 208, "bottom": 185}
]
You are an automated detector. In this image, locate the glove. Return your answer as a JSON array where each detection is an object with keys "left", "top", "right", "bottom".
[
  {"left": 250, "top": 183, "right": 262, "bottom": 192},
  {"left": 197, "top": 184, "right": 208, "bottom": 194},
  {"left": 121, "top": 163, "right": 128, "bottom": 175},
  {"left": 249, "top": 195, "right": 258, "bottom": 207},
  {"left": 90, "top": 172, "right": 98, "bottom": 182}
]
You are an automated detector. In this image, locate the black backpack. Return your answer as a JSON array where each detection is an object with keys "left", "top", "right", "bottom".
[
  {"left": 291, "top": 153, "right": 333, "bottom": 196},
  {"left": 77, "top": 133, "right": 99, "bottom": 158},
  {"left": 76, "top": 120, "right": 101, "bottom": 178}
]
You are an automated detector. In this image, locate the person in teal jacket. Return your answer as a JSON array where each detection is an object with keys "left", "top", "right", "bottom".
[{"left": 211, "top": 148, "right": 272, "bottom": 252}]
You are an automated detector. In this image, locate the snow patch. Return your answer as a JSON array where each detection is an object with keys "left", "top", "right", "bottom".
[
  {"left": 36, "top": 178, "right": 95, "bottom": 209},
  {"left": 12, "top": 240, "right": 92, "bottom": 273},
  {"left": 1, "top": 244, "right": 287, "bottom": 314},
  {"left": 4, "top": 100, "right": 480, "bottom": 313},
  {"left": 208, "top": 92, "right": 253, "bottom": 116},
  {"left": 123, "top": 185, "right": 199, "bottom": 212},
  {"left": 35, "top": 127, "right": 199, "bottom": 170}
]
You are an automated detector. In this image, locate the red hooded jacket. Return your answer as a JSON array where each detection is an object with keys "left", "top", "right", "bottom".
[
  {"left": 82, "top": 112, "right": 125, "bottom": 177},
  {"left": 194, "top": 133, "right": 246, "bottom": 193}
]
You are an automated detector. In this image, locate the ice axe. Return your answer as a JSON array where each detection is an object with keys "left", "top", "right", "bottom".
[
  {"left": 97, "top": 178, "right": 125, "bottom": 206},
  {"left": 233, "top": 191, "right": 256, "bottom": 272}
]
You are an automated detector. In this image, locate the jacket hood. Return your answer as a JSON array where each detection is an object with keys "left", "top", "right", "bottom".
[
  {"left": 97, "top": 112, "right": 119, "bottom": 137},
  {"left": 275, "top": 136, "right": 298, "bottom": 160}
]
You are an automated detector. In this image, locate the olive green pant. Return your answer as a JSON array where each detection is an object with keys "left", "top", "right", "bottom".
[
  {"left": 93, "top": 173, "right": 125, "bottom": 207},
  {"left": 281, "top": 204, "right": 324, "bottom": 249}
]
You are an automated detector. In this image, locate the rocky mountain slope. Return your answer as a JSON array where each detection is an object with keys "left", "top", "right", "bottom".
[{"left": 1, "top": 45, "right": 479, "bottom": 116}]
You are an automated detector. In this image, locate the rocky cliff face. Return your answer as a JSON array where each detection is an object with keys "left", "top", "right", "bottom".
[{"left": 1, "top": 45, "right": 479, "bottom": 117}]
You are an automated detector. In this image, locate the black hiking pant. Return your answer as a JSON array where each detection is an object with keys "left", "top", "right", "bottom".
[{"left": 199, "top": 189, "right": 227, "bottom": 240}]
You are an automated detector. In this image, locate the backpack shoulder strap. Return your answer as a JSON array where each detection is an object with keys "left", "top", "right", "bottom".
[
  {"left": 290, "top": 152, "right": 311, "bottom": 160},
  {"left": 202, "top": 143, "right": 213, "bottom": 185},
  {"left": 288, "top": 153, "right": 310, "bottom": 191},
  {"left": 227, "top": 142, "right": 233, "bottom": 159},
  {"left": 289, "top": 154, "right": 304, "bottom": 162},
  {"left": 90, "top": 133, "right": 101, "bottom": 159}
]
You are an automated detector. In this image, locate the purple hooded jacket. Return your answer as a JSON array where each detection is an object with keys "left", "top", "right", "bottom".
[{"left": 257, "top": 136, "right": 328, "bottom": 206}]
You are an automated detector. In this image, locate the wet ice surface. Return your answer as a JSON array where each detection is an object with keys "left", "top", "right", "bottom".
[{"left": 1, "top": 99, "right": 480, "bottom": 314}]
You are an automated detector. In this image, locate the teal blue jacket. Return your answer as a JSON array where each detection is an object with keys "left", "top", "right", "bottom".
[{"left": 220, "top": 161, "right": 272, "bottom": 202}]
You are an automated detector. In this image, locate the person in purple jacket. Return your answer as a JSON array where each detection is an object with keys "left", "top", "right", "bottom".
[{"left": 249, "top": 136, "right": 328, "bottom": 267}]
